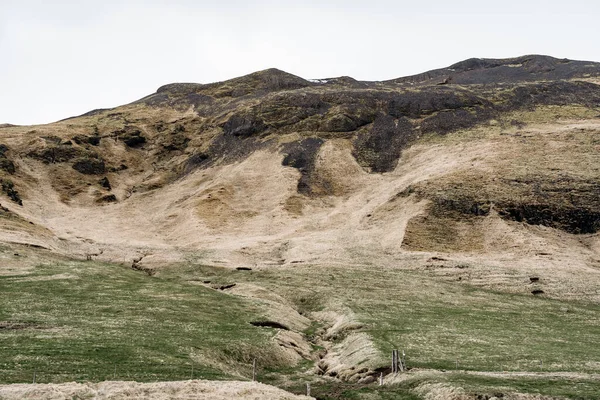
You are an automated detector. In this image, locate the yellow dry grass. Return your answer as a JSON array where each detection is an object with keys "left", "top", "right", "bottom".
[
  {"left": 0, "top": 380, "right": 311, "bottom": 400},
  {"left": 0, "top": 107, "right": 600, "bottom": 304}
]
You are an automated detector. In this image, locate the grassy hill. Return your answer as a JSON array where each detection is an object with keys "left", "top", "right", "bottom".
[{"left": 1, "top": 55, "right": 600, "bottom": 398}]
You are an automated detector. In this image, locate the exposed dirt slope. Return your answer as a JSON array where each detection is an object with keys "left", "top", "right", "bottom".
[{"left": 0, "top": 55, "right": 600, "bottom": 303}]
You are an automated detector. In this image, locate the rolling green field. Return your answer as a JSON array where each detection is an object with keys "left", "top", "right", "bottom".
[
  {"left": 2, "top": 255, "right": 600, "bottom": 398},
  {"left": 195, "top": 263, "right": 600, "bottom": 373},
  {"left": 0, "top": 258, "right": 279, "bottom": 383},
  {"left": 166, "top": 263, "right": 600, "bottom": 398}
]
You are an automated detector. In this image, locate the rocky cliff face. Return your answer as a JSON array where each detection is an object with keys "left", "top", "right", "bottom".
[{"left": 0, "top": 55, "right": 600, "bottom": 288}]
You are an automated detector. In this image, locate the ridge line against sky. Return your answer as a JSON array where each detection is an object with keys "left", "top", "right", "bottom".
[{"left": 1, "top": 0, "right": 599, "bottom": 125}]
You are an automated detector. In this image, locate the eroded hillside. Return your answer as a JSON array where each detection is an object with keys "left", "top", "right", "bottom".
[
  {"left": 0, "top": 56, "right": 599, "bottom": 297},
  {"left": 2, "top": 54, "right": 600, "bottom": 399}
]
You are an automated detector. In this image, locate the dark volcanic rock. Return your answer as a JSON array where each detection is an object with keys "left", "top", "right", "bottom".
[
  {"left": 96, "top": 194, "right": 117, "bottom": 203},
  {"left": 416, "top": 176, "right": 600, "bottom": 234},
  {"left": 183, "top": 153, "right": 209, "bottom": 174},
  {"left": 319, "top": 113, "right": 359, "bottom": 132},
  {"left": 222, "top": 113, "right": 267, "bottom": 137},
  {"left": 281, "top": 138, "right": 325, "bottom": 195},
  {"left": 352, "top": 114, "right": 414, "bottom": 172},
  {"left": 433, "top": 198, "right": 492, "bottom": 217},
  {"left": 389, "top": 55, "right": 600, "bottom": 85},
  {"left": 72, "top": 158, "right": 106, "bottom": 175},
  {"left": 257, "top": 92, "right": 329, "bottom": 129},
  {"left": 319, "top": 104, "right": 378, "bottom": 132},
  {"left": 502, "top": 81, "right": 600, "bottom": 110},
  {"left": 497, "top": 203, "right": 600, "bottom": 234},
  {"left": 209, "top": 131, "right": 268, "bottom": 167},
  {"left": 28, "top": 145, "right": 91, "bottom": 164},
  {"left": 109, "top": 164, "right": 129, "bottom": 172},
  {"left": 1, "top": 179, "right": 22, "bottom": 205},
  {"left": 99, "top": 177, "right": 111, "bottom": 190},
  {"left": 388, "top": 89, "right": 488, "bottom": 118},
  {"left": 121, "top": 133, "right": 146, "bottom": 147},
  {"left": 0, "top": 144, "right": 15, "bottom": 174},
  {"left": 0, "top": 159, "right": 15, "bottom": 174},
  {"left": 115, "top": 127, "right": 147, "bottom": 147},
  {"left": 162, "top": 134, "right": 190, "bottom": 152},
  {"left": 421, "top": 107, "right": 494, "bottom": 135},
  {"left": 175, "top": 110, "right": 275, "bottom": 175},
  {"left": 72, "top": 134, "right": 101, "bottom": 146}
]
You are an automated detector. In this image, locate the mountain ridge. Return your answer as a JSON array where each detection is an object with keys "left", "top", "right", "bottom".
[{"left": 8, "top": 55, "right": 600, "bottom": 127}]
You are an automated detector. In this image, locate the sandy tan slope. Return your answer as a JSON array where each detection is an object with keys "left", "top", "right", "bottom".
[
  {"left": 1, "top": 114, "right": 600, "bottom": 303},
  {"left": 0, "top": 380, "right": 312, "bottom": 400},
  {"left": 0, "top": 57, "right": 599, "bottom": 305}
]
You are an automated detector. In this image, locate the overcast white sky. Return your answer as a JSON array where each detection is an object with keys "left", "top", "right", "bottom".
[{"left": 1, "top": 0, "right": 599, "bottom": 125}]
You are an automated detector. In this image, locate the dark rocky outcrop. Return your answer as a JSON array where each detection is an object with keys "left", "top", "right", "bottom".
[
  {"left": 72, "top": 158, "right": 106, "bottom": 175},
  {"left": 352, "top": 115, "right": 414, "bottom": 173},
  {"left": 1, "top": 179, "right": 22, "bottom": 205},
  {"left": 0, "top": 144, "right": 15, "bottom": 174},
  {"left": 496, "top": 203, "right": 600, "bottom": 234},
  {"left": 502, "top": 81, "right": 600, "bottom": 110},
  {"left": 183, "top": 153, "right": 209, "bottom": 174},
  {"left": 72, "top": 134, "right": 101, "bottom": 146},
  {"left": 249, "top": 321, "right": 289, "bottom": 330},
  {"left": 96, "top": 194, "right": 117, "bottom": 203},
  {"left": 421, "top": 107, "right": 494, "bottom": 135},
  {"left": 0, "top": 159, "right": 15, "bottom": 175},
  {"left": 281, "top": 138, "right": 325, "bottom": 195},
  {"left": 222, "top": 113, "right": 267, "bottom": 137},
  {"left": 162, "top": 134, "right": 190, "bottom": 152},
  {"left": 99, "top": 177, "right": 111, "bottom": 190},
  {"left": 109, "top": 164, "right": 128, "bottom": 172},
  {"left": 28, "top": 145, "right": 91, "bottom": 164},
  {"left": 387, "top": 89, "right": 488, "bottom": 118},
  {"left": 115, "top": 127, "right": 147, "bottom": 147},
  {"left": 409, "top": 175, "right": 600, "bottom": 235},
  {"left": 388, "top": 55, "right": 600, "bottom": 85}
]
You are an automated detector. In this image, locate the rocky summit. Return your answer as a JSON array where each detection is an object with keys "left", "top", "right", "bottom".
[{"left": 2, "top": 55, "right": 600, "bottom": 399}]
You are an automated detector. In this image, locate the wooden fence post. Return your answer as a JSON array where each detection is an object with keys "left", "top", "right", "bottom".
[
  {"left": 306, "top": 382, "right": 311, "bottom": 396},
  {"left": 392, "top": 349, "right": 399, "bottom": 374},
  {"left": 252, "top": 358, "right": 256, "bottom": 382}
]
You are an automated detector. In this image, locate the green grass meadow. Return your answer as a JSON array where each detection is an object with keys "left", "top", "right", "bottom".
[
  {"left": 0, "top": 260, "right": 276, "bottom": 383},
  {"left": 2, "top": 258, "right": 600, "bottom": 398}
]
